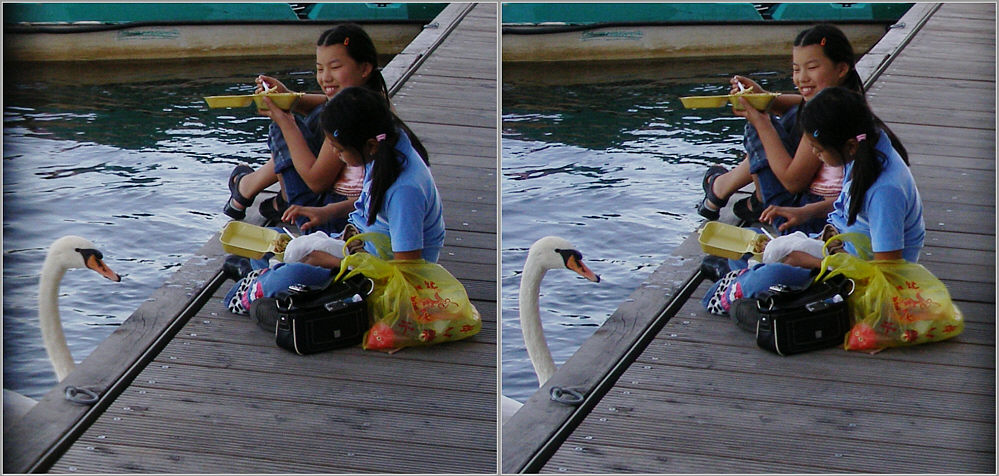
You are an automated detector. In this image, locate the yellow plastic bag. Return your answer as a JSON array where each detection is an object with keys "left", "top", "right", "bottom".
[
  {"left": 819, "top": 234, "right": 964, "bottom": 352},
  {"left": 335, "top": 232, "right": 481, "bottom": 352}
]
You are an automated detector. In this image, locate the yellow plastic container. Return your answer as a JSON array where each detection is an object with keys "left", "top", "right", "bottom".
[
  {"left": 204, "top": 92, "right": 304, "bottom": 111},
  {"left": 219, "top": 221, "right": 290, "bottom": 261},
  {"left": 698, "top": 221, "right": 767, "bottom": 261},
  {"left": 680, "top": 92, "right": 780, "bottom": 111}
]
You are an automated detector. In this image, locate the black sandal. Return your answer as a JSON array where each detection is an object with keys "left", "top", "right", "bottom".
[
  {"left": 223, "top": 164, "right": 254, "bottom": 220},
  {"left": 733, "top": 193, "right": 763, "bottom": 224},
  {"left": 697, "top": 166, "right": 729, "bottom": 221},
  {"left": 259, "top": 194, "right": 288, "bottom": 223}
]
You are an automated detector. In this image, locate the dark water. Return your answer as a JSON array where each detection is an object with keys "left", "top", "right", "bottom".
[
  {"left": 2, "top": 57, "right": 326, "bottom": 399},
  {"left": 501, "top": 57, "right": 795, "bottom": 403}
]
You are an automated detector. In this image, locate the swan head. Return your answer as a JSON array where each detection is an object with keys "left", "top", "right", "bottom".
[
  {"left": 527, "top": 236, "right": 600, "bottom": 282},
  {"left": 46, "top": 236, "right": 121, "bottom": 282}
]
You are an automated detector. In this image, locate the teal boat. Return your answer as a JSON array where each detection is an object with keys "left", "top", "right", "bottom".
[
  {"left": 4, "top": 3, "right": 447, "bottom": 62},
  {"left": 502, "top": 3, "right": 912, "bottom": 62}
]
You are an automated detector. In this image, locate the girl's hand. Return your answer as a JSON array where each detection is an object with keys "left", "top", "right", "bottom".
[
  {"left": 257, "top": 97, "right": 295, "bottom": 124},
  {"left": 731, "top": 97, "right": 768, "bottom": 125},
  {"left": 283, "top": 205, "right": 330, "bottom": 232},
  {"left": 729, "top": 75, "right": 766, "bottom": 95},
  {"left": 760, "top": 204, "right": 809, "bottom": 232},
  {"left": 255, "top": 75, "right": 289, "bottom": 94}
]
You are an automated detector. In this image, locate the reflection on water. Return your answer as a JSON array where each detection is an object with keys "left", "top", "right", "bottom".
[
  {"left": 2, "top": 56, "right": 329, "bottom": 398},
  {"left": 501, "top": 57, "right": 794, "bottom": 403}
]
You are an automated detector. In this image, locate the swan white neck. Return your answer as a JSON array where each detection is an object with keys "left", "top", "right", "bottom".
[
  {"left": 39, "top": 256, "right": 74, "bottom": 381},
  {"left": 519, "top": 258, "right": 557, "bottom": 386}
]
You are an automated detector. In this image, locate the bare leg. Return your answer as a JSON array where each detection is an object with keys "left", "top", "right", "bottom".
[
  {"left": 712, "top": 155, "right": 753, "bottom": 200},
  {"left": 230, "top": 158, "right": 280, "bottom": 211},
  {"left": 702, "top": 155, "right": 754, "bottom": 214}
]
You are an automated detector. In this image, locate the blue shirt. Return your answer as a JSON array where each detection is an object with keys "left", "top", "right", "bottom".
[
  {"left": 349, "top": 131, "right": 446, "bottom": 262},
  {"left": 827, "top": 130, "right": 924, "bottom": 262}
]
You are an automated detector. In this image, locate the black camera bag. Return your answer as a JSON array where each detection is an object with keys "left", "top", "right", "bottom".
[
  {"left": 754, "top": 272, "right": 854, "bottom": 356},
  {"left": 251, "top": 273, "right": 374, "bottom": 355}
]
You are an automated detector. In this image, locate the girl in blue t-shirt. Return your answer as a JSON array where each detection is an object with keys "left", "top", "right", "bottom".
[
  {"left": 222, "top": 24, "right": 430, "bottom": 237},
  {"left": 702, "top": 87, "right": 924, "bottom": 317},
  {"left": 222, "top": 87, "right": 443, "bottom": 315},
  {"left": 800, "top": 86, "right": 924, "bottom": 263},
  {"left": 285, "top": 86, "right": 445, "bottom": 265}
]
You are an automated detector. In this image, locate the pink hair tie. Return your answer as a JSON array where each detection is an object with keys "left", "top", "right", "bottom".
[
  {"left": 855, "top": 133, "right": 867, "bottom": 142},
  {"left": 375, "top": 133, "right": 387, "bottom": 142}
]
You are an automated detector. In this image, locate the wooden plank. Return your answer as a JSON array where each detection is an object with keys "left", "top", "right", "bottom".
[
  {"left": 526, "top": 3, "right": 996, "bottom": 473},
  {"left": 553, "top": 391, "right": 995, "bottom": 473},
  {"left": 3, "top": 239, "right": 226, "bottom": 473},
  {"left": 40, "top": 3, "right": 499, "bottom": 474},
  {"left": 502, "top": 233, "right": 704, "bottom": 472}
]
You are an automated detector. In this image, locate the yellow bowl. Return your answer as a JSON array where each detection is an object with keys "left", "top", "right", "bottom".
[
  {"left": 252, "top": 92, "right": 304, "bottom": 111},
  {"left": 680, "top": 92, "right": 779, "bottom": 111},
  {"left": 697, "top": 221, "right": 766, "bottom": 261},
  {"left": 204, "top": 92, "right": 303, "bottom": 111},
  {"left": 219, "top": 221, "right": 289, "bottom": 261}
]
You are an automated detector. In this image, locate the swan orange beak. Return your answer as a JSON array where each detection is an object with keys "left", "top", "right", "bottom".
[
  {"left": 85, "top": 253, "right": 121, "bottom": 282},
  {"left": 566, "top": 255, "right": 600, "bottom": 283}
]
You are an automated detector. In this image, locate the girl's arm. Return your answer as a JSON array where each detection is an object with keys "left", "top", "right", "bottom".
[
  {"left": 256, "top": 75, "right": 327, "bottom": 116},
  {"left": 874, "top": 250, "right": 904, "bottom": 260},
  {"left": 759, "top": 197, "right": 835, "bottom": 232},
  {"left": 393, "top": 250, "right": 422, "bottom": 260},
  {"left": 730, "top": 76, "right": 802, "bottom": 116},
  {"left": 768, "top": 94, "right": 804, "bottom": 115},
  {"left": 300, "top": 250, "right": 341, "bottom": 269},
  {"left": 283, "top": 200, "right": 356, "bottom": 232},
  {"left": 734, "top": 97, "right": 822, "bottom": 193},
  {"left": 260, "top": 97, "right": 344, "bottom": 193},
  {"left": 294, "top": 94, "right": 328, "bottom": 115}
]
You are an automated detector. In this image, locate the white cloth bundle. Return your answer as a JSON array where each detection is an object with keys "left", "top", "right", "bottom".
[
  {"left": 282, "top": 231, "right": 345, "bottom": 263},
  {"left": 762, "top": 231, "right": 826, "bottom": 264}
]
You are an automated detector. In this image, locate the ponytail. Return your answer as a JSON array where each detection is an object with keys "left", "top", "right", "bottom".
[
  {"left": 800, "top": 87, "right": 897, "bottom": 225},
  {"left": 322, "top": 87, "right": 425, "bottom": 226},
  {"left": 794, "top": 23, "right": 908, "bottom": 166}
]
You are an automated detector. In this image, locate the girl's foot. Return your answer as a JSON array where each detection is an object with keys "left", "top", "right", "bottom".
[
  {"left": 223, "top": 165, "right": 255, "bottom": 220},
  {"left": 697, "top": 166, "right": 730, "bottom": 221},
  {"left": 733, "top": 193, "right": 763, "bottom": 224},
  {"left": 259, "top": 194, "right": 289, "bottom": 223}
]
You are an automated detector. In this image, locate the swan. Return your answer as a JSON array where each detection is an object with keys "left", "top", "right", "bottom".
[
  {"left": 4, "top": 236, "right": 120, "bottom": 432},
  {"left": 502, "top": 236, "right": 599, "bottom": 425}
]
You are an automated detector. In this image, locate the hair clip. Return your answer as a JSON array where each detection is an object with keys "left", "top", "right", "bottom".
[
  {"left": 820, "top": 37, "right": 827, "bottom": 47},
  {"left": 812, "top": 129, "right": 820, "bottom": 138},
  {"left": 855, "top": 133, "right": 867, "bottom": 142},
  {"left": 333, "top": 129, "right": 340, "bottom": 137},
  {"left": 344, "top": 37, "right": 350, "bottom": 46},
  {"left": 375, "top": 133, "right": 387, "bottom": 142}
]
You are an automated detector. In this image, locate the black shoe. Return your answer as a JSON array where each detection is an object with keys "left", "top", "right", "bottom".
[
  {"left": 249, "top": 298, "right": 280, "bottom": 331},
  {"left": 259, "top": 194, "right": 288, "bottom": 223},
  {"left": 222, "top": 255, "right": 253, "bottom": 281},
  {"left": 697, "top": 166, "right": 729, "bottom": 221},
  {"left": 223, "top": 164, "right": 255, "bottom": 220},
  {"left": 729, "top": 298, "right": 761, "bottom": 333},
  {"left": 733, "top": 194, "right": 763, "bottom": 224},
  {"left": 700, "top": 255, "right": 731, "bottom": 282}
]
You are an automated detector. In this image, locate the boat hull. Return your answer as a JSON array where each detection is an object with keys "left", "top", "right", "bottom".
[
  {"left": 502, "top": 22, "right": 893, "bottom": 62},
  {"left": 4, "top": 22, "right": 423, "bottom": 62}
]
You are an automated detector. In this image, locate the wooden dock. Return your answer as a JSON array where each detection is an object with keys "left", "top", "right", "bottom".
[
  {"left": 5, "top": 3, "right": 497, "bottom": 473},
  {"left": 503, "top": 3, "right": 996, "bottom": 473}
]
